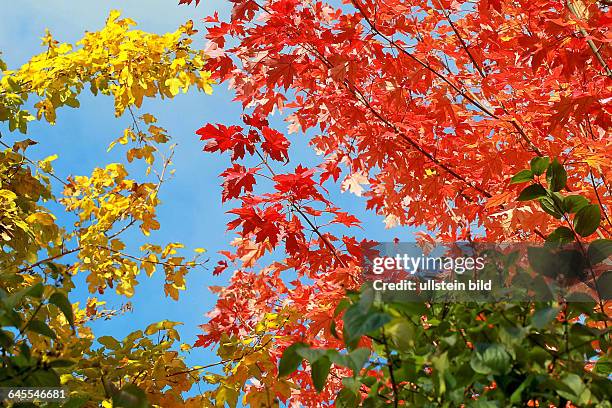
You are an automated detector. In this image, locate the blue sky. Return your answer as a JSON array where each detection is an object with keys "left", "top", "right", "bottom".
[{"left": 0, "top": 0, "right": 417, "bottom": 395}]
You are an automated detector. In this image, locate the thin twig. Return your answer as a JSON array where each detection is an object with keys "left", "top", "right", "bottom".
[
  {"left": 254, "top": 148, "right": 348, "bottom": 267},
  {"left": 566, "top": 0, "right": 612, "bottom": 78},
  {"left": 380, "top": 327, "right": 399, "bottom": 408}
]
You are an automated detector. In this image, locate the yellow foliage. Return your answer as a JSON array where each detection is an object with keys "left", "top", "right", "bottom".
[
  {"left": 0, "top": 10, "right": 211, "bottom": 406},
  {"left": 0, "top": 10, "right": 213, "bottom": 130},
  {"left": 197, "top": 311, "right": 297, "bottom": 408}
]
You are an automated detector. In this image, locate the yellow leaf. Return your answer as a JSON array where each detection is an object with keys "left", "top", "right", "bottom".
[
  {"left": 165, "top": 77, "right": 183, "bottom": 96},
  {"left": 39, "top": 154, "right": 58, "bottom": 173},
  {"left": 215, "top": 386, "right": 239, "bottom": 408},
  {"left": 0, "top": 189, "right": 17, "bottom": 201},
  {"left": 108, "top": 9, "right": 121, "bottom": 23},
  {"left": 144, "top": 320, "right": 182, "bottom": 335},
  {"left": 141, "top": 113, "right": 157, "bottom": 124},
  {"left": 110, "top": 239, "right": 125, "bottom": 251},
  {"left": 143, "top": 254, "right": 157, "bottom": 276},
  {"left": 162, "top": 242, "right": 184, "bottom": 258},
  {"left": 26, "top": 212, "right": 56, "bottom": 226},
  {"left": 165, "top": 283, "right": 179, "bottom": 300}
]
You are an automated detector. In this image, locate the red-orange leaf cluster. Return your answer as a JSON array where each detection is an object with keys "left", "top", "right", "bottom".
[{"left": 189, "top": 0, "right": 611, "bottom": 404}]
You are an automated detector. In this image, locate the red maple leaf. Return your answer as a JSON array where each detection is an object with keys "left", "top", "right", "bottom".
[
  {"left": 261, "top": 126, "right": 290, "bottom": 162},
  {"left": 330, "top": 211, "right": 361, "bottom": 228},
  {"left": 273, "top": 165, "right": 321, "bottom": 201},
  {"left": 196, "top": 123, "right": 258, "bottom": 160},
  {"left": 212, "top": 260, "right": 228, "bottom": 276},
  {"left": 267, "top": 55, "right": 299, "bottom": 90},
  {"left": 227, "top": 203, "right": 284, "bottom": 246},
  {"left": 220, "top": 164, "right": 259, "bottom": 202},
  {"left": 242, "top": 113, "right": 269, "bottom": 129}
]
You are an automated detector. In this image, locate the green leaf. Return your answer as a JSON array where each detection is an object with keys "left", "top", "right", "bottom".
[
  {"left": 565, "top": 291, "right": 596, "bottom": 304},
  {"left": 528, "top": 247, "right": 557, "bottom": 278},
  {"left": 361, "top": 376, "right": 377, "bottom": 388},
  {"left": 4, "top": 291, "right": 26, "bottom": 310},
  {"left": 565, "top": 292, "right": 597, "bottom": 317},
  {"left": 385, "top": 318, "right": 415, "bottom": 350},
  {"left": 546, "top": 158, "right": 567, "bottom": 191},
  {"left": 49, "top": 292, "right": 74, "bottom": 327},
  {"left": 432, "top": 351, "right": 449, "bottom": 375},
  {"left": 26, "top": 282, "right": 44, "bottom": 298},
  {"left": 358, "top": 286, "right": 375, "bottom": 312},
  {"left": 546, "top": 227, "right": 574, "bottom": 244},
  {"left": 557, "top": 249, "right": 586, "bottom": 280},
  {"left": 18, "top": 340, "right": 32, "bottom": 362},
  {"left": 556, "top": 374, "right": 589, "bottom": 405},
  {"left": 517, "top": 184, "right": 547, "bottom": 201},
  {"left": 311, "top": 355, "right": 332, "bottom": 392},
  {"left": 336, "top": 387, "right": 360, "bottom": 408},
  {"left": 564, "top": 195, "right": 589, "bottom": 214},
  {"left": 278, "top": 342, "right": 308, "bottom": 377},
  {"left": 469, "top": 400, "right": 498, "bottom": 408},
  {"left": 530, "top": 156, "right": 550, "bottom": 175},
  {"left": 330, "top": 319, "right": 339, "bottom": 339},
  {"left": 0, "top": 307, "right": 23, "bottom": 328},
  {"left": 347, "top": 348, "right": 370, "bottom": 373},
  {"left": 510, "top": 169, "right": 533, "bottom": 184},
  {"left": 551, "top": 192, "right": 566, "bottom": 212},
  {"left": 573, "top": 204, "right": 601, "bottom": 237},
  {"left": 587, "top": 239, "right": 612, "bottom": 265},
  {"left": 0, "top": 329, "right": 14, "bottom": 348},
  {"left": 112, "top": 384, "right": 151, "bottom": 408},
  {"left": 510, "top": 376, "right": 533, "bottom": 403},
  {"left": 593, "top": 357, "right": 611, "bottom": 376},
  {"left": 341, "top": 376, "right": 361, "bottom": 393},
  {"left": 343, "top": 306, "right": 391, "bottom": 342},
  {"left": 30, "top": 368, "right": 61, "bottom": 386},
  {"left": 4, "top": 283, "right": 44, "bottom": 309},
  {"left": 532, "top": 307, "right": 559, "bottom": 329},
  {"left": 470, "top": 344, "right": 511, "bottom": 375},
  {"left": 27, "top": 319, "right": 56, "bottom": 339},
  {"left": 49, "top": 359, "right": 76, "bottom": 368},
  {"left": 62, "top": 395, "right": 89, "bottom": 408},
  {"left": 388, "top": 301, "right": 427, "bottom": 316},
  {"left": 432, "top": 352, "right": 449, "bottom": 394},
  {"left": 334, "top": 298, "right": 351, "bottom": 317},
  {"left": 596, "top": 271, "right": 612, "bottom": 300},
  {"left": 328, "top": 348, "right": 370, "bottom": 378},
  {"left": 297, "top": 347, "right": 328, "bottom": 363},
  {"left": 539, "top": 197, "right": 563, "bottom": 218}
]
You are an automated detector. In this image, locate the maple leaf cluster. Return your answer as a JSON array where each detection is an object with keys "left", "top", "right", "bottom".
[{"left": 185, "top": 0, "right": 611, "bottom": 405}]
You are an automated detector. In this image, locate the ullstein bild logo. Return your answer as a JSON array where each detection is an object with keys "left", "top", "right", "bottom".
[{"left": 360, "top": 242, "right": 611, "bottom": 303}]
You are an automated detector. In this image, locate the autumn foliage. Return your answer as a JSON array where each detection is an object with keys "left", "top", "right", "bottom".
[
  {"left": 185, "top": 0, "right": 611, "bottom": 406},
  {"left": 0, "top": 0, "right": 610, "bottom": 407},
  {"left": 0, "top": 12, "right": 212, "bottom": 406}
]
